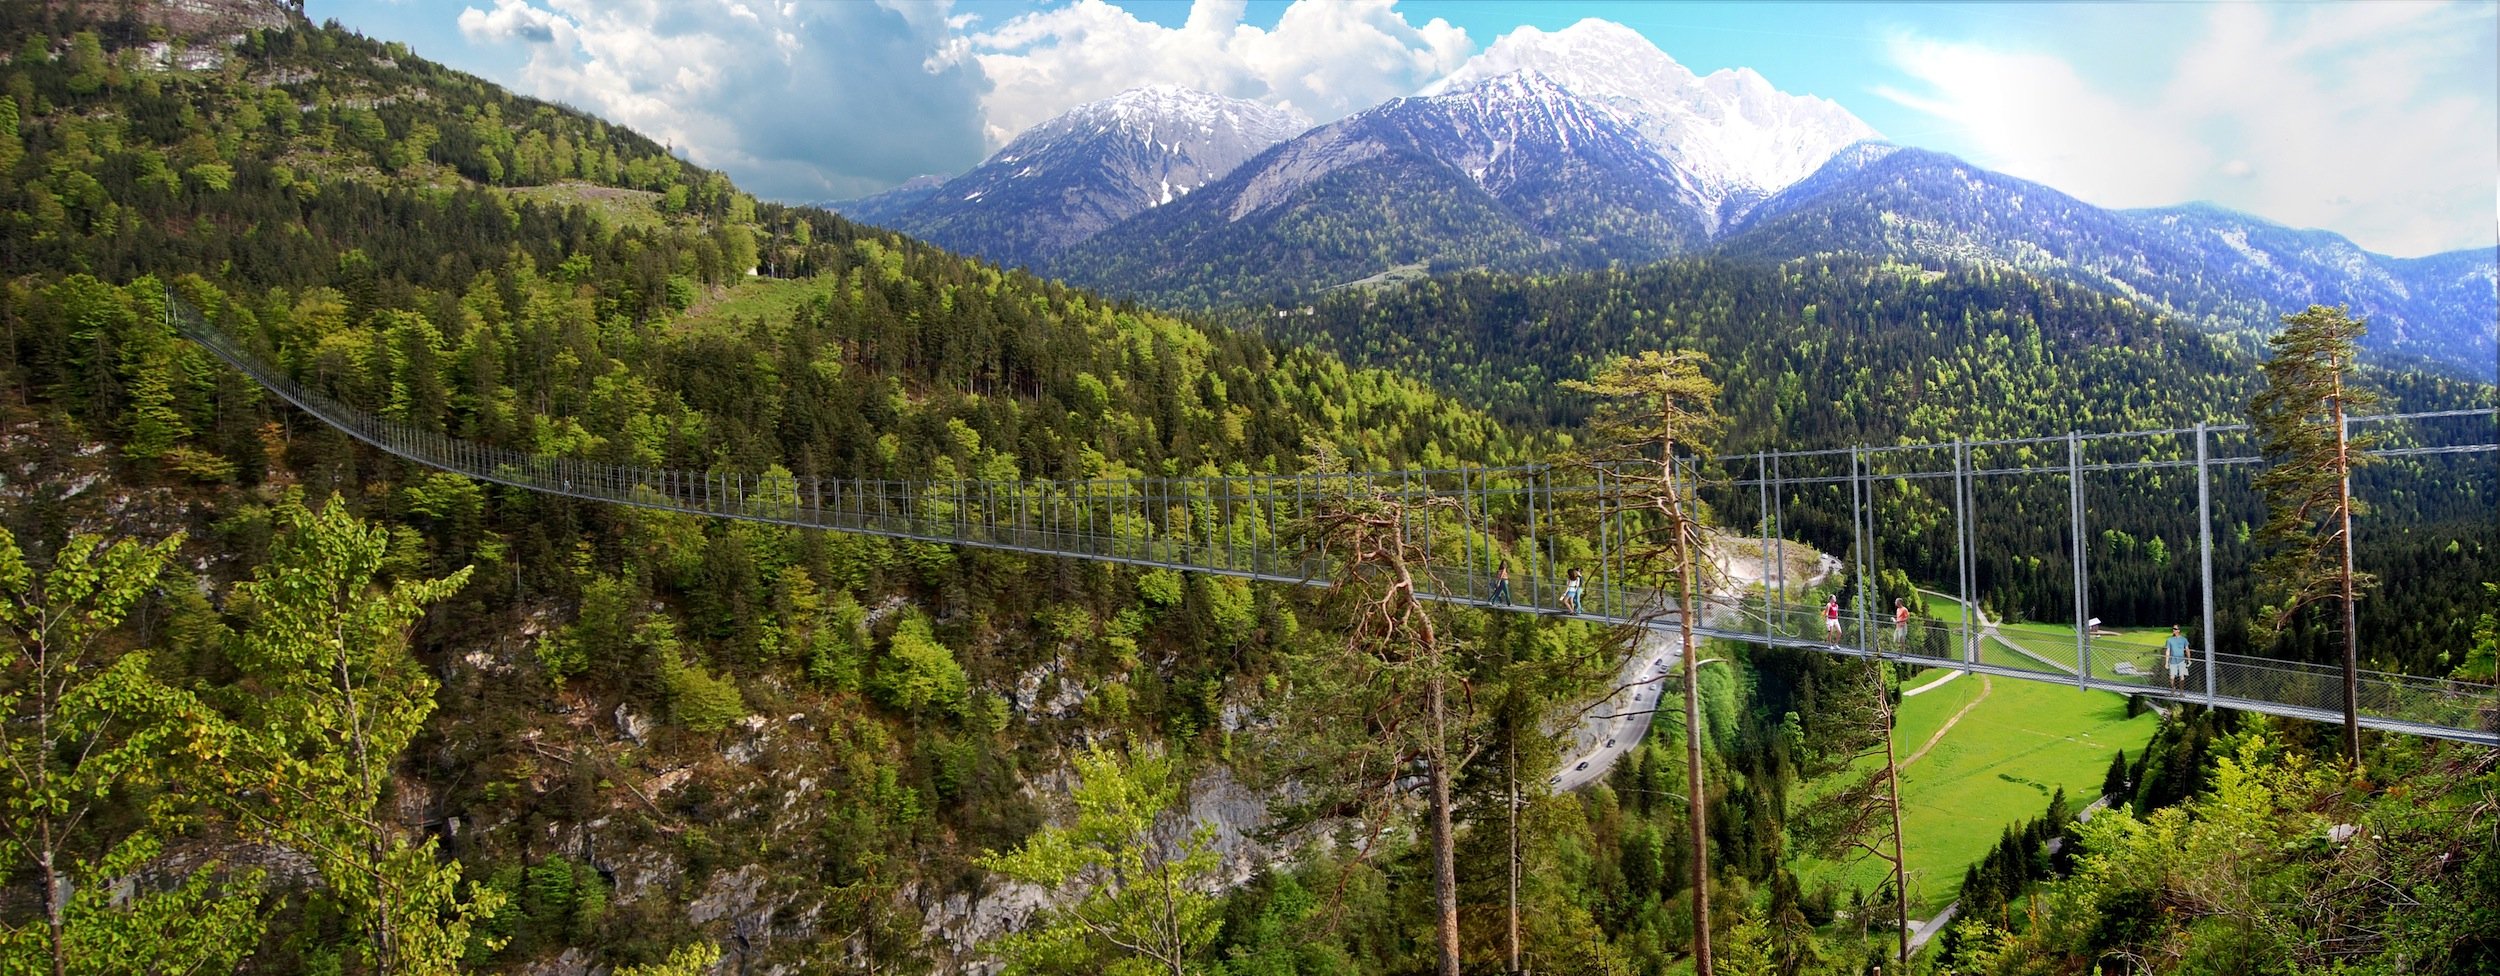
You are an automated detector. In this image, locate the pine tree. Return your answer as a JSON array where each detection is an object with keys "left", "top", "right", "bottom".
[
  {"left": 1565, "top": 349, "right": 1733, "bottom": 973},
  {"left": 2247, "top": 304, "right": 2380, "bottom": 758},
  {"left": 1296, "top": 454, "right": 1474, "bottom": 976}
]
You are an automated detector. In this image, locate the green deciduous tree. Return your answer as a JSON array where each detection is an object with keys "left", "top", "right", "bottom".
[
  {"left": 2247, "top": 304, "right": 2380, "bottom": 758},
  {"left": 616, "top": 941, "right": 724, "bottom": 976},
  {"left": 877, "top": 610, "right": 969, "bottom": 717},
  {"left": 0, "top": 528, "right": 265, "bottom": 976},
  {"left": 2459, "top": 582, "right": 2497, "bottom": 685},
  {"left": 215, "top": 494, "right": 502, "bottom": 975},
  {"left": 978, "top": 744, "right": 1221, "bottom": 976}
]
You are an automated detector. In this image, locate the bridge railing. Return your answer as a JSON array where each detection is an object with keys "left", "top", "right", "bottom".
[{"left": 172, "top": 293, "right": 2499, "bottom": 745}]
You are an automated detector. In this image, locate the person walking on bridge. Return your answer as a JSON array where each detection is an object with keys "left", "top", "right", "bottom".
[
  {"left": 1491, "top": 564, "right": 1511, "bottom": 605},
  {"left": 1561, "top": 569, "right": 1583, "bottom": 614},
  {"left": 1825, "top": 596, "right": 1844, "bottom": 644},
  {"left": 2165, "top": 625, "right": 2191, "bottom": 691},
  {"left": 1893, "top": 598, "right": 1911, "bottom": 653}
]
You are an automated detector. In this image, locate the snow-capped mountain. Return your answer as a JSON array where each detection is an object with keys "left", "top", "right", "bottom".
[
  {"left": 831, "top": 86, "right": 1309, "bottom": 269},
  {"left": 1054, "top": 71, "right": 1713, "bottom": 307},
  {"left": 816, "top": 19, "right": 2492, "bottom": 377},
  {"left": 1722, "top": 147, "right": 2500, "bottom": 377},
  {"left": 1420, "top": 18, "right": 1879, "bottom": 229}
]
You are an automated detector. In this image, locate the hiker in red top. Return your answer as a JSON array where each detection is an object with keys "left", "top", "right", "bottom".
[
  {"left": 1825, "top": 596, "right": 1843, "bottom": 643},
  {"left": 1893, "top": 597, "right": 1911, "bottom": 652}
]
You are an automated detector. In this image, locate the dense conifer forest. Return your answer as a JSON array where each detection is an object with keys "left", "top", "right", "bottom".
[
  {"left": 0, "top": 4, "right": 2493, "bottom": 975},
  {"left": 1247, "top": 265, "right": 2496, "bottom": 677}
]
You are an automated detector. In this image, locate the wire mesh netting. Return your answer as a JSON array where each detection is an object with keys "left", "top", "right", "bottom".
[{"left": 171, "top": 293, "right": 2500, "bottom": 745}]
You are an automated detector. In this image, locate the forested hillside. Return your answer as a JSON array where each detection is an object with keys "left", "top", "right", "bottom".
[
  {"left": 1719, "top": 147, "right": 2500, "bottom": 380},
  {"left": 1251, "top": 261, "right": 2497, "bottom": 676},
  {"left": 0, "top": 6, "right": 1620, "bottom": 973}
]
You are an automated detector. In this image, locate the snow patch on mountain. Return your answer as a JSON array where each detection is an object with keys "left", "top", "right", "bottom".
[
  {"left": 1422, "top": 18, "right": 1877, "bottom": 226},
  {"left": 834, "top": 86, "right": 1312, "bottom": 266}
]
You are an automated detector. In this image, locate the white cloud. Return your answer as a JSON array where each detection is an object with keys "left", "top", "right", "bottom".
[
  {"left": 1878, "top": 3, "right": 2497, "bottom": 256},
  {"left": 456, "top": 0, "right": 561, "bottom": 45},
  {"left": 451, "top": 0, "right": 1469, "bottom": 200},
  {"left": 960, "top": 0, "right": 1471, "bottom": 147},
  {"left": 454, "top": 0, "right": 991, "bottom": 201}
]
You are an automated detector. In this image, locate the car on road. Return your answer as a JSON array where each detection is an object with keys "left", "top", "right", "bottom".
[
  {"left": 1575, "top": 761, "right": 1590, "bottom": 771},
  {"left": 1604, "top": 738, "right": 1616, "bottom": 748}
]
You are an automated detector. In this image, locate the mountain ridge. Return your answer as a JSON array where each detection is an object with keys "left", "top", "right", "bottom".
[
  {"left": 1724, "top": 146, "right": 2500, "bottom": 376},
  {"left": 1419, "top": 17, "right": 1879, "bottom": 228},
  {"left": 1049, "top": 70, "right": 1714, "bottom": 307},
  {"left": 814, "top": 20, "right": 2494, "bottom": 376},
  {"left": 832, "top": 86, "right": 1308, "bottom": 268}
]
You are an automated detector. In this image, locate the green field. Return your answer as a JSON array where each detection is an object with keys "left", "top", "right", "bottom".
[
  {"left": 1915, "top": 589, "right": 2181, "bottom": 688},
  {"left": 676, "top": 276, "right": 833, "bottom": 334},
  {"left": 1991, "top": 618, "right": 2180, "bottom": 686},
  {"left": 506, "top": 180, "right": 670, "bottom": 231},
  {"left": 1792, "top": 667, "right": 2159, "bottom": 917}
]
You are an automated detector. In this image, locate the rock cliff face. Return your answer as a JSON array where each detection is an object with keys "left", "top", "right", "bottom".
[{"left": 82, "top": 0, "right": 293, "bottom": 36}]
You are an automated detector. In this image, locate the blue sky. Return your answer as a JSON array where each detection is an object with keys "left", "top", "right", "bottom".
[{"left": 314, "top": 0, "right": 2496, "bottom": 257}]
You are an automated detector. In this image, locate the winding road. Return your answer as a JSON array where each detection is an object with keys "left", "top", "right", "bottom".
[
  {"left": 1552, "top": 630, "right": 1680, "bottom": 793},
  {"left": 1549, "top": 550, "right": 1844, "bottom": 794}
]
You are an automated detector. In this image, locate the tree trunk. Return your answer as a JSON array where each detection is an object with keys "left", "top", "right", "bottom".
[
  {"left": 1428, "top": 673, "right": 1462, "bottom": 976},
  {"left": 2332, "top": 373, "right": 2360, "bottom": 760},
  {"left": 1680, "top": 522, "right": 1713, "bottom": 976},
  {"left": 1882, "top": 684, "right": 1909, "bottom": 965},
  {"left": 42, "top": 844, "right": 64, "bottom": 976},
  {"left": 1507, "top": 722, "right": 1521, "bottom": 976}
]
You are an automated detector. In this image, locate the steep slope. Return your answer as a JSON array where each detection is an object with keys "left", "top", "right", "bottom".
[
  {"left": 1419, "top": 17, "right": 1879, "bottom": 228},
  {"left": 2124, "top": 204, "right": 2498, "bottom": 372},
  {"left": 1721, "top": 147, "right": 2500, "bottom": 377},
  {"left": 1054, "top": 71, "right": 1711, "bottom": 308},
  {"left": 0, "top": 8, "right": 1562, "bottom": 974},
  {"left": 834, "top": 86, "right": 1309, "bottom": 269}
]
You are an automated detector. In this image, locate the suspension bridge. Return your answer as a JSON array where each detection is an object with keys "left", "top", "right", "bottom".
[{"left": 171, "top": 300, "right": 2500, "bottom": 747}]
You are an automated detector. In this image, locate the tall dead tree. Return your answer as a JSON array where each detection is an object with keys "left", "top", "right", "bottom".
[
  {"left": 1293, "top": 456, "right": 1481, "bottom": 976},
  {"left": 2248, "top": 304, "right": 2379, "bottom": 759},
  {"left": 1565, "top": 350, "right": 1726, "bottom": 975}
]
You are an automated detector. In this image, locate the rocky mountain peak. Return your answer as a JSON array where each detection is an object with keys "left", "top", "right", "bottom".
[{"left": 1420, "top": 18, "right": 1879, "bottom": 223}]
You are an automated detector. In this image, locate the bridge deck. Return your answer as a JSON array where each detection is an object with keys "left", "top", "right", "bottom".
[{"left": 171, "top": 298, "right": 2500, "bottom": 746}]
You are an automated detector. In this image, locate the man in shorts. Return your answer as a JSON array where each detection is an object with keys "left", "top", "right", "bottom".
[
  {"left": 2164, "top": 625, "right": 2191, "bottom": 691},
  {"left": 1825, "top": 597, "right": 1843, "bottom": 644}
]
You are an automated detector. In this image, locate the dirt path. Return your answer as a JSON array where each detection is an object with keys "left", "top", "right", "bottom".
[{"left": 1900, "top": 675, "right": 1992, "bottom": 769}]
